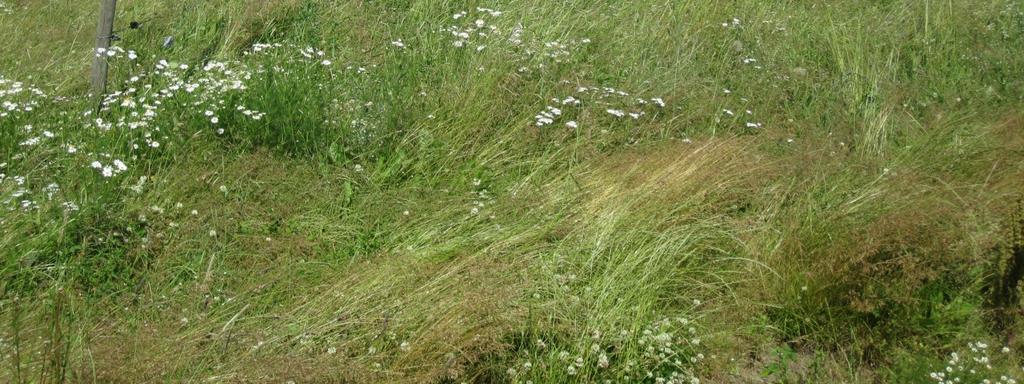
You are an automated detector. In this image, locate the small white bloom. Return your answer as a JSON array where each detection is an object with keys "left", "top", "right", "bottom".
[{"left": 598, "top": 353, "right": 609, "bottom": 368}]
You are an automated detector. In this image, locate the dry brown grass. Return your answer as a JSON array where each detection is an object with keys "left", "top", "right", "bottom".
[{"left": 582, "top": 138, "right": 770, "bottom": 217}]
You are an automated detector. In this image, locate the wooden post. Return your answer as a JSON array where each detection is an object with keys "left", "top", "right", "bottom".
[{"left": 90, "top": 0, "right": 117, "bottom": 103}]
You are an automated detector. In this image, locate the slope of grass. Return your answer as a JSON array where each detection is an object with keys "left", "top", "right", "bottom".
[{"left": 2, "top": 0, "right": 1024, "bottom": 383}]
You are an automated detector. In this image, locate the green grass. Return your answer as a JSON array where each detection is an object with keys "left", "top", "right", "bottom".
[{"left": 2, "top": 0, "right": 1024, "bottom": 382}]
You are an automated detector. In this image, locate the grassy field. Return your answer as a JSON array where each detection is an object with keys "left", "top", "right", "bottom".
[{"left": 2, "top": 0, "right": 1024, "bottom": 382}]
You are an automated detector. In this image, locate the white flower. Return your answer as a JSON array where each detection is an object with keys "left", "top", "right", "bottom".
[
  {"left": 606, "top": 109, "right": 625, "bottom": 117},
  {"left": 565, "top": 121, "right": 578, "bottom": 129},
  {"left": 321, "top": 59, "right": 332, "bottom": 66}
]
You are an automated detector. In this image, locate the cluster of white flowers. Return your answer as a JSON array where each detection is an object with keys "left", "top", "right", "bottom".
[
  {"left": 532, "top": 85, "right": 667, "bottom": 130},
  {"left": 720, "top": 90, "right": 764, "bottom": 131},
  {"left": 246, "top": 42, "right": 285, "bottom": 55},
  {"left": 16, "top": 124, "right": 55, "bottom": 147},
  {"left": 317, "top": 97, "right": 386, "bottom": 156},
  {"left": 90, "top": 55, "right": 258, "bottom": 150},
  {"left": 514, "top": 38, "right": 592, "bottom": 72},
  {"left": 721, "top": 18, "right": 742, "bottom": 29},
  {"left": 0, "top": 1, "right": 12, "bottom": 14},
  {"left": 929, "top": 341, "right": 1018, "bottom": 384},
  {"left": 2, "top": 41, "right": 348, "bottom": 216},
  {"left": 443, "top": 8, "right": 503, "bottom": 50},
  {"left": 94, "top": 46, "right": 138, "bottom": 60},
  {"left": 468, "top": 178, "right": 495, "bottom": 218},
  {"left": 0, "top": 76, "right": 81, "bottom": 213},
  {"left": 508, "top": 317, "right": 705, "bottom": 383},
  {"left": 0, "top": 172, "right": 76, "bottom": 213},
  {"left": 431, "top": 8, "right": 595, "bottom": 73},
  {"left": 90, "top": 159, "right": 128, "bottom": 178},
  {"left": 246, "top": 43, "right": 343, "bottom": 68},
  {"left": 991, "top": 2, "right": 1024, "bottom": 40},
  {"left": 627, "top": 317, "right": 706, "bottom": 383},
  {"left": 740, "top": 57, "right": 763, "bottom": 70},
  {"left": 0, "top": 75, "right": 46, "bottom": 118}
]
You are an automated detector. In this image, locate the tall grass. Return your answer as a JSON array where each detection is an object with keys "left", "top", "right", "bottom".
[{"left": 1, "top": 0, "right": 1023, "bottom": 382}]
